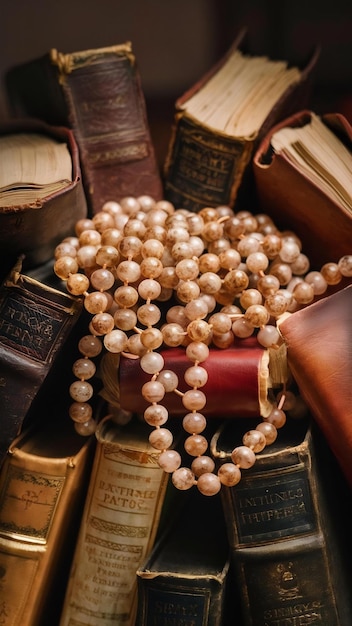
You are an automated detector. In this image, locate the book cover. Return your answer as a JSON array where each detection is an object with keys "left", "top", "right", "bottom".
[
  {"left": 0, "top": 119, "right": 87, "bottom": 272},
  {"left": 253, "top": 110, "right": 352, "bottom": 268},
  {"left": 0, "top": 262, "right": 83, "bottom": 467},
  {"left": 136, "top": 489, "right": 232, "bottom": 626},
  {"left": 278, "top": 285, "right": 352, "bottom": 492},
  {"left": 163, "top": 29, "right": 319, "bottom": 213},
  {"left": 211, "top": 417, "right": 352, "bottom": 626},
  {"left": 59, "top": 414, "right": 170, "bottom": 626},
  {"left": 5, "top": 42, "right": 163, "bottom": 215},
  {"left": 0, "top": 408, "right": 95, "bottom": 626}
]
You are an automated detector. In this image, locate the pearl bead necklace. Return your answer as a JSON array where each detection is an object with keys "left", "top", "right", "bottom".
[{"left": 53, "top": 195, "right": 352, "bottom": 496}]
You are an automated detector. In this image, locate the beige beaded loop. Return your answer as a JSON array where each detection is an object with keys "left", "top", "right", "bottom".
[{"left": 53, "top": 194, "right": 352, "bottom": 495}]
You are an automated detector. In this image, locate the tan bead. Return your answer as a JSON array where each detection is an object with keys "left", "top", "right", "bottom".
[
  {"left": 172, "top": 467, "right": 195, "bottom": 490},
  {"left": 197, "top": 472, "right": 221, "bottom": 496},
  {"left": 218, "top": 463, "right": 241, "bottom": 486},
  {"left": 158, "top": 449, "right": 181, "bottom": 472},
  {"left": 149, "top": 427, "right": 173, "bottom": 450},
  {"left": 191, "top": 456, "right": 215, "bottom": 477},
  {"left": 231, "top": 445, "right": 256, "bottom": 469}
]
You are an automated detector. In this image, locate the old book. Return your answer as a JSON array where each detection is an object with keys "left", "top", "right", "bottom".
[
  {"left": 211, "top": 417, "right": 352, "bottom": 626},
  {"left": 163, "top": 28, "right": 319, "bottom": 212},
  {"left": 5, "top": 42, "right": 163, "bottom": 215},
  {"left": 253, "top": 110, "right": 352, "bottom": 268},
  {"left": 0, "top": 262, "right": 83, "bottom": 467},
  {"left": 278, "top": 284, "right": 352, "bottom": 491},
  {"left": 135, "top": 489, "right": 232, "bottom": 626},
  {"left": 0, "top": 407, "right": 96, "bottom": 626},
  {"left": 0, "top": 119, "right": 87, "bottom": 272},
  {"left": 59, "top": 413, "right": 170, "bottom": 626}
]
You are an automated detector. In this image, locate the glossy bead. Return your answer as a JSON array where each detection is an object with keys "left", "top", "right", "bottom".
[
  {"left": 116, "top": 259, "right": 141, "bottom": 283},
  {"left": 244, "top": 304, "right": 270, "bottom": 328},
  {"left": 218, "top": 463, "right": 241, "bottom": 486},
  {"left": 141, "top": 238, "right": 164, "bottom": 259},
  {"left": 79, "top": 229, "right": 101, "bottom": 247},
  {"left": 69, "top": 380, "right": 94, "bottom": 403},
  {"left": 231, "top": 445, "right": 256, "bottom": 469},
  {"left": 321, "top": 262, "right": 342, "bottom": 285},
  {"left": 157, "top": 370, "right": 179, "bottom": 392},
  {"left": 75, "top": 218, "right": 95, "bottom": 236},
  {"left": 212, "top": 331, "right": 235, "bottom": 349},
  {"left": 242, "top": 429, "right": 266, "bottom": 452},
  {"left": 279, "top": 240, "right": 300, "bottom": 263},
  {"left": 149, "top": 428, "right": 173, "bottom": 450},
  {"left": 184, "top": 365, "right": 208, "bottom": 388},
  {"left": 114, "top": 285, "right": 139, "bottom": 308},
  {"left": 118, "top": 235, "right": 142, "bottom": 258},
  {"left": 257, "top": 274, "right": 280, "bottom": 297},
  {"left": 232, "top": 318, "right": 254, "bottom": 338},
  {"left": 114, "top": 308, "right": 137, "bottom": 331},
  {"left": 172, "top": 467, "right": 195, "bottom": 490},
  {"left": 197, "top": 472, "right": 221, "bottom": 496},
  {"left": 191, "top": 455, "right": 215, "bottom": 476},
  {"left": 223, "top": 269, "right": 249, "bottom": 294},
  {"left": 198, "top": 252, "right": 221, "bottom": 273},
  {"left": 66, "top": 272, "right": 90, "bottom": 295},
  {"left": 78, "top": 335, "right": 103, "bottom": 358},
  {"left": 54, "top": 256, "right": 79, "bottom": 279},
  {"left": 137, "top": 303, "right": 162, "bottom": 326},
  {"left": 184, "top": 298, "right": 209, "bottom": 321},
  {"left": 265, "top": 407, "right": 287, "bottom": 428},
  {"left": 197, "top": 271, "right": 222, "bottom": 294},
  {"left": 292, "top": 281, "right": 314, "bottom": 305},
  {"left": 304, "top": 271, "right": 327, "bottom": 295},
  {"left": 159, "top": 266, "right": 179, "bottom": 289},
  {"left": 290, "top": 253, "right": 310, "bottom": 275},
  {"left": 104, "top": 329, "right": 128, "bottom": 353},
  {"left": 138, "top": 279, "right": 162, "bottom": 301},
  {"left": 140, "top": 256, "right": 163, "bottom": 279},
  {"left": 76, "top": 244, "right": 98, "bottom": 269},
  {"left": 72, "top": 358, "right": 96, "bottom": 380},
  {"left": 264, "top": 292, "right": 288, "bottom": 317},
  {"left": 92, "top": 210, "right": 115, "bottom": 233},
  {"left": 237, "top": 235, "right": 260, "bottom": 256},
  {"left": 270, "top": 262, "right": 292, "bottom": 285},
  {"left": 257, "top": 325, "right": 280, "bottom": 348},
  {"left": 91, "top": 312, "right": 115, "bottom": 336},
  {"left": 141, "top": 380, "right": 165, "bottom": 403},
  {"left": 95, "top": 245, "right": 119, "bottom": 268},
  {"left": 162, "top": 323, "right": 186, "bottom": 347},
  {"left": 246, "top": 251, "right": 269, "bottom": 273},
  {"left": 55, "top": 242, "right": 77, "bottom": 259},
  {"left": 187, "top": 319, "right": 212, "bottom": 343},
  {"left": 184, "top": 434, "right": 208, "bottom": 456},
  {"left": 84, "top": 291, "right": 109, "bottom": 314},
  {"left": 338, "top": 255, "right": 352, "bottom": 276},
  {"left": 69, "top": 401, "right": 93, "bottom": 423},
  {"left": 182, "top": 412, "right": 207, "bottom": 434},
  {"left": 256, "top": 421, "right": 278, "bottom": 445},
  {"left": 140, "top": 351, "right": 165, "bottom": 375},
  {"left": 140, "top": 327, "right": 163, "bottom": 350},
  {"left": 144, "top": 403, "right": 169, "bottom": 426},
  {"left": 177, "top": 280, "right": 200, "bottom": 303},
  {"left": 74, "top": 418, "right": 97, "bottom": 436},
  {"left": 158, "top": 449, "right": 182, "bottom": 472},
  {"left": 261, "top": 233, "right": 282, "bottom": 258},
  {"left": 208, "top": 312, "right": 232, "bottom": 333},
  {"left": 182, "top": 389, "right": 206, "bottom": 411}
]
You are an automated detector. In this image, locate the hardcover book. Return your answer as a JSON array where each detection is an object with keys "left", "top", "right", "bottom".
[
  {"left": 163, "top": 29, "right": 319, "bottom": 212},
  {"left": 253, "top": 110, "right": 352, "bottom": 268},
  {"left": 0, "top": 119, "right": 87, "bottom": 272},
  {"left": 211, "top": 417, "right": 352, "bottom": 626},
  {"left": 278, "top": 285, "right": 352, "bottom": 491},
  {"left": 0, "top": 262, "right": 83, "bottom": 467},
  {"left": 5, "top": 42, "right": 163, "bottom": 215},
  {"left": 136, "top": 489, "right": 232, "bottom": 626},
  {"left": 59, "top": 414, "right": 170, "bottom": 626},
  {"left": 0, "top": 408, "right": 95, "bottom": 626}
]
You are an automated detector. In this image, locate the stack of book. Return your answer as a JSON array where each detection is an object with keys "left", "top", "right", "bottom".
[{"left": 0, "top": 29, "right": 351, "bottom": 626}]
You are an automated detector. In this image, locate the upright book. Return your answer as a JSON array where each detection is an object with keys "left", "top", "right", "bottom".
[
  {"left": 163, "top": 29, "right": 319, "bottom": 212},
  {"left": 135, "top": 488, "right": 232, "bottom": 626},
  {"left": 0, "top": 119, "right": 87, "bottom": 272},
  {"left": 0, "top": 262, "right": 83, "bottom": 467},
  {"left": 0, "top": 407, "right": 95, "bottom": 626},
  {"left": 211, "top": 417, "right": 352, "bottom": 626},
  {"left": 253, "top": 110, "right": 352, "bottom": 268},
  {"left": 59, "top": 414, "right": 170, "bottom": 626},
  {"left": 6, "top": 42, "right": 163, "bottom": 214}
]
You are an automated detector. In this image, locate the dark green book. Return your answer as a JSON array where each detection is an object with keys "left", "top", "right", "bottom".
[
  {"left": 211, "top": 417, "right": 352, "bottom": 626},
  {"left": 136, "top": 488, "right": 233, "bottom": 626}
]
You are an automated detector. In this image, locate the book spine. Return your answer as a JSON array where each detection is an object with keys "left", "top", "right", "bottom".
[
  {"left": 0, "top": 270, "right": 82, "bottom": 466},
  {"left": 59, "top": 418, "right": 169, "bottom": 626},
  {"left": 163, "top": 114, "right": 253, "bottom": 212},
  {"left": 53, "top": 47, "right": 163, "bottom": 214},
  {"left": 0, "top": 436, "right": 93, "bottom": 626},
  {"left": 219, "top": 428, "right": 350, "bottom": 625}
]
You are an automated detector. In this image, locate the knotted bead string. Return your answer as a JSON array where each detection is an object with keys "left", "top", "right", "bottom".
[{"left": 53, "top": 195, "right": 352, "bottom": 496}]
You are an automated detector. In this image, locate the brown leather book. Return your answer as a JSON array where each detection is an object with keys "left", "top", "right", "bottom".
[
  {"left": 253, "top": 110, "right": 352, "bottom": 268},
  {"left": 0, "top": 408, "right": 96, "bottom": 626},
  {"left": 278, "top": 285, "right": 352, "bottom": 491},
  {"left": 59, "top": 414, "right": 170, "bottom": 626},
  {"left": 0, "top": 119, "right": 87, "bottom": 273},
  {"left": 211, "top": 416, "right": 352, "bottom": 625},
  {"left": 163, "top": 29, "right": 319, "bottom": 212},
  {"left": 0, "top": 263, "right": 83, "bottom": 467},
  {"left": 5, "top": 42, "right": 163, "bottom": 215}
]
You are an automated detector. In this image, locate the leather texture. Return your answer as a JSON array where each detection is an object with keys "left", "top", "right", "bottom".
[
  {"left": 0, "top": 119, "right": 87, "bottom": 272},
  {"left": 253, "top": 110, "right": 352, "bottom": 269},
  {"left": 279, "top": 285, "right": 352, "bottom": 490}
]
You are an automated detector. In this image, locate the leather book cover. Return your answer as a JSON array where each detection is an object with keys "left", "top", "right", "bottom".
[
  {"left": 59, "top": 414, "right": 170, "bottom": 626},
  {"left": 211, "top": 417, "right": 352, "bottom": 625},
  {"left": 278, "top": 285, "right": 352, "bottom": 491},
  {"left": 0, "top": 119, "right": 87, "bottom": 273},
  {"left": 0, "top": 409, "right": 95, "bottom": 626},
  {"left": 5, "top": 42, "right": 163, "bottom": 215},
  {"left": 0, "top": 263, "right": 83, "bottom": 467},
  {"left": 136, "top": 489, "right": 232, "bottom": 626},
  {"left": 253, "top": 110, "right": 352, "bottom": 268},
  {"left": 163, "top": 29, "right": 320, "bottom": 212}
]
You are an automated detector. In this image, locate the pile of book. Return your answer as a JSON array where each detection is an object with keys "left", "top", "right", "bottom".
[{"left": 0, "top": 29, "right": 351, "bottom": 626}]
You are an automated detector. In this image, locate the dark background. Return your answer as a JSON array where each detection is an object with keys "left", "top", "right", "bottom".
[{"left": 1, "top": 0, "right": 352, "bottom": 167}]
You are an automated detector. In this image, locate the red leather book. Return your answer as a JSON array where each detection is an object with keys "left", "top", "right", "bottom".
[
  {"left": 5, "top": 42, "right": 163, "bottom": 215},
  {"left": 278, "top": 285, "right": 352, "bottom": 490}
]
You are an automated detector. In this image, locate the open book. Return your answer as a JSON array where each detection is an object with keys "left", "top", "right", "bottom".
[
  {"left": 269, "top": 112, "right": 352, "bottom": 212},
  {"left": 180, "top": 49, "right": 302, "bottom": 139},
  {"left": 0, "top": 132, "right": 72, "bottom": 207}
]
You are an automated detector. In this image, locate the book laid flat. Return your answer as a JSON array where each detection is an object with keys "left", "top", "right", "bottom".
[
  {"left": 253, "top": 110, "right": 352, "bottom": 268},
  {"left": 135, "top": 489, "right": 232, "bottom": 626},
  {"left": 278, "top": 285, "right": 352, "bottom": 491},
  {"left": 0, "top": 411, "right": 95, "bottom": 626},
  {"left": 5, "top": 42, "right": 163, "bottom": 215},
  {"left": 211, "top": 417, "right": 352, "bottom": 626},
  {"left": 59, "top": 414, "right": 170, "bottom": 626},
  {"left": 0, "top": 263, "right": 83, "bottom": 467},
  {"left": 163, "top": 28, "right": 319, "bottom": 212},
  {"left": 0, "top": 119, "right": 87, "bottom": 273}
]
